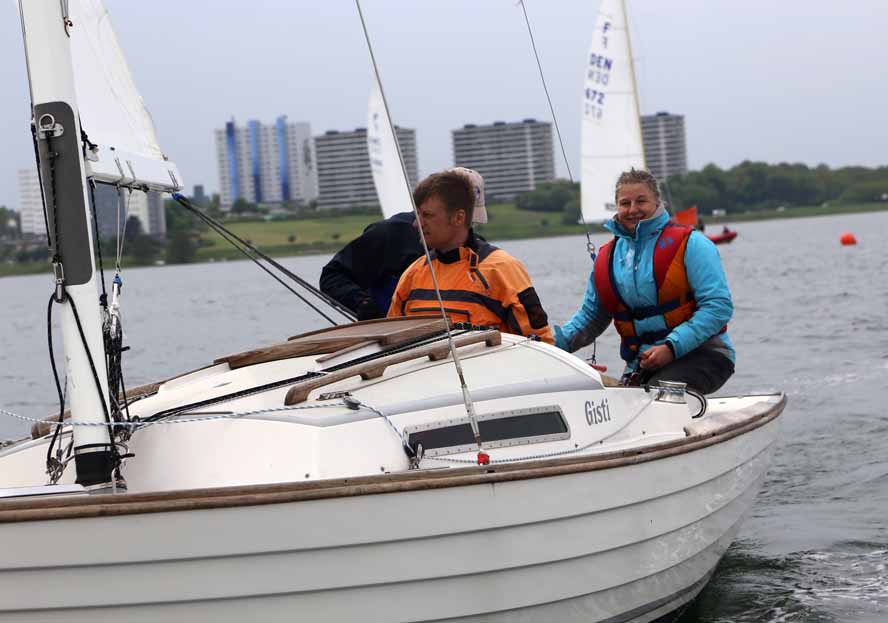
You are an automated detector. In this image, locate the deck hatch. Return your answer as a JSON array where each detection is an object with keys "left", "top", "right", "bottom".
[{"left": 404, "top": 406, "right": 570, "bottom": 457}]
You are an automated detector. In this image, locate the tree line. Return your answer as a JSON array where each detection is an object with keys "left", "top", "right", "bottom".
[
  {"left": 512, "top": 162, "right": 888, "bottom": 218},
  {"left": 666, "top": 162, "right": 888, "bottom": 213}
]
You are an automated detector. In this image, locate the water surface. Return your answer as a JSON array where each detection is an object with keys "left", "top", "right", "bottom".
[{"left": 1, "top": 211, "right": 886, "bottom": 621}]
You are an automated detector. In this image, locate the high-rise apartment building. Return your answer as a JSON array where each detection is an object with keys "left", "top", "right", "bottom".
[
  {"left": 641, "top": 112, "right": 688, "bottom": 181},
  {"left": 17, "top": 167, "right": 45, "bottom": 238},
  {"left": 191, "top": 184, "right": 208, "bottom": 207},
  {"left": 314, "top": 127, "right": 417, "bottom": 210},
  {"left": 85, "top": 186, "right": 167, "bottom": 241},
  {"left": 215, "top": 116, "right": 318, "bottom": 211},
  {"left": 451, "top": 119, "right": 555, "bottom": 200},
  {"left": 17, "top": 166, "right": 164, "bottom": 241}
]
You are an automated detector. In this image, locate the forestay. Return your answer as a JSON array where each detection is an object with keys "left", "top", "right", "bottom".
[
  {"left": 581, "top": 0, "right": 645, "bottom": 223},
  {"left": 367, "top": 76, "right": 411, "bottom": 218},
  {"left": 69, "top": 0, "right": 182, "bottom": 191}
]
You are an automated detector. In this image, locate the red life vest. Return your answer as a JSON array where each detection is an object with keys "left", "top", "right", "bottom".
[{"left": 593, "top": 223, "right": 717, "bottom": 362}]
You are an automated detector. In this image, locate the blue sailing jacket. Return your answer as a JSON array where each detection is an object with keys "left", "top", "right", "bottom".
[{"left": 555, "top": 209, "right": 735, "bottom": 370}]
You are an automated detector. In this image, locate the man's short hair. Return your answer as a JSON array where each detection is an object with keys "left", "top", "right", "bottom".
[{"left": 414, "top": 171, "right": 475, "bottom": 223}]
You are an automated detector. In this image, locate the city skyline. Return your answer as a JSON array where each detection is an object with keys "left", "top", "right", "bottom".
[
  {"left": 215, "top": 116, "right": 318, "bottom": 210},
  {"left": 0, "top": 1, "right": 886, "bottom": 209}
]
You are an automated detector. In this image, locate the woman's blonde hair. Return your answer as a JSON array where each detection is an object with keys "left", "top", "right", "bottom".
[{"left": 614, "top": 168, "right": 660, "bottom": 203}]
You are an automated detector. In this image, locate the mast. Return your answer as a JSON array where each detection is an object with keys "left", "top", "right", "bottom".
[
  {"left": 19, "top": 1, "right": 117, "bottom": 489},
  {"left": 622, "top": 0, "right": 647, "bottom": 168}
]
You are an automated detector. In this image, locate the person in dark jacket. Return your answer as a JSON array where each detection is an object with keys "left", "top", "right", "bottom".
[
  {"left": 319, "top": 212, "right": 423, "bottom": 320},
  {"left": 320, "top": 167, "right": 489, "bottom": 321}
]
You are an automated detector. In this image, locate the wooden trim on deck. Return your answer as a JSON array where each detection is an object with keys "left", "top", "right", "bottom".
[
  {"left": 216, "top": 317, "right": 448, "bottom": 370},
  {"left": 283, "top": 330, "right": 501, "bottom": 405},
  {"left": 0, "top": 394, "right": 786, "bottom": 524}
]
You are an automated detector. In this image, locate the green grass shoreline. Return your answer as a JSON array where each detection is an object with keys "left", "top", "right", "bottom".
[{"left": 2, "top": 201, "right": 885, "bottom": 279}]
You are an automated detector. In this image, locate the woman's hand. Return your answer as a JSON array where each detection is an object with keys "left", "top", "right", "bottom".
[{"left": 638, "top": 344, "right": 674, "bottom": 370}]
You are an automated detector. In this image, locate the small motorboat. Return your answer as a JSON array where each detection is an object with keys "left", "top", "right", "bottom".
[
  {"left": 708, "top": 229, "right": 739, "bottom": 245},
  {"left": 673, "top": 207, "right": 738, "bottom": 245}
]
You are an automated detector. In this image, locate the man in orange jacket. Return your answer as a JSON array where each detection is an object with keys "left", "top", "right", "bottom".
[{"left": 388, "top": 171, "right": 554, "bottom": 344}]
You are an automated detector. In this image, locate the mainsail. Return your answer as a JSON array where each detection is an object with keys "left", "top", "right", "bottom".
[
  {"left": 580, "top": 0, "right": 645, "bottom": 223},
  {"left": 68, "top": 0, "right": 182, "bottom": 191},
  {"left": 367, "top": 77, "right": 410, "bottom": 219}
]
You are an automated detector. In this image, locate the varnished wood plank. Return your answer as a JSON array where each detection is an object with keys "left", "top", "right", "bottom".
[
  {"left": 215, "top": 337, "right": 366, "bottom": 370},
  {"left": 284, "top": 330, "right": 501, "bottom": 405}
]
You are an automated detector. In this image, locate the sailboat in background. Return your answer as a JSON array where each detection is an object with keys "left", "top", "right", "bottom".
[
  {"left": 367, "top": 78, "right": 488, "bottom": 223},
  {"left": 580, "top": 1, "right": 739, "bottom": 246},
  {"left": 580, "top": 0, "right": 645, "bottom": 223},
  {"left": 367, "top": 76, "right": 410, "bottom": 218}
]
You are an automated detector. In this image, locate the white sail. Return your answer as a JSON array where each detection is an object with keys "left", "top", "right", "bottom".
[
  {"left": 69, "top": 0, "right": 182, "bottom": 191},
  {"left": 580, "top": 0, "right": 644, "bottom": 223},
  {"left": 367, "top": 77, "right": 411, "bottom": 219}
]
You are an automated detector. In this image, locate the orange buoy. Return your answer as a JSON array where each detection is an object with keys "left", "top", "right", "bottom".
[{"left": 840, "top": 232, "right": 857, "bottom": 246}]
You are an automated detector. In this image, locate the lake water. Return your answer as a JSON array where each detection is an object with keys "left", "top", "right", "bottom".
[{"left": 1, "top": 211, "right": 886, "bottom": 622}]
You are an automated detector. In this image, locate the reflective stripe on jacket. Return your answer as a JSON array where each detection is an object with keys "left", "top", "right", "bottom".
[
  {"left": 389, "top": 231, "right": 554, "bottom": 344},
  {"left": 555, "top": 208, "right": 734, "bottom": 369}
]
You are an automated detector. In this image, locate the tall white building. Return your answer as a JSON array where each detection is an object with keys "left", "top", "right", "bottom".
[
  {"left": 17, "top": 167, "right": 45, "bottom": 238},
  {"left": 314, "top": 127, "right": 417, "bottom": 211},
  {"left": 452, "top": 119, "right": 555, "bottom": 200},
  {"left": 641, "top": 112, "right": 688, "bottom": 181},
  {"left": 91, "top": 187, "right": 166, "bottom": 241},
  {"left": 17, "top": 166, "right": 164, "bottom": 241},
  {"left": 215, "top": 116, "right": 318, "bottom": 211}
]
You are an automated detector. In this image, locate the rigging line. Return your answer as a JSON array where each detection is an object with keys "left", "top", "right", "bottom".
[
  {"left": 172, "top": 198, "right": 343, "bottom": 326},
  {"left": 518, "top": 0, "right": 575, "bottom": 186},
  {"left": 622, "top": 0, "right": 646, "bottom": 168},
  {"left": 87, "top": 180, "right": 107, "bottom": 304},
  {"left": 114, "top": 185, "right": 122, "bottom": 267},
  {"left": 519, "top": 0, "right": 599, "bottom": 361},
  {"left": 45, "top": 294, "right": 66, "bottom": 470},
  {"left": 66, "top": 295, "right": 114, "bottom": 429},
  {"left": 518, "top": 0, "right": 599, "bottom": 271},
  {"left": 115, "top": 187, "right": 133, "bottom": 270},
  {"left": 171, "top": 194, "right": 355, "bottom": 324},
  {"left": 354, "top": 0, "right": 484, "bottom": 456}
]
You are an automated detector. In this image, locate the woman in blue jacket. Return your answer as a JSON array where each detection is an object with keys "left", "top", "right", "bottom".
[{"left": 555, "top": 169, "right": 735, "bottom": 394}]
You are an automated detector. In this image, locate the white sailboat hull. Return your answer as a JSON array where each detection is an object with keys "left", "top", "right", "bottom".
[
  {"left": 0, "top": 400, "right": 779, "bottom": 622},
  {"left": 9, "top": 1, "right": 781, "bottom": 620}
]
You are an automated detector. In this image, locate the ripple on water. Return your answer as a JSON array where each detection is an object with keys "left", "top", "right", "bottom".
[{"left": 683, "top": 540, "right": 888, "bottom": 623}]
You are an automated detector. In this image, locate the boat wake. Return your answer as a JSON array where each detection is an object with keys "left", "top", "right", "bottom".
[
  {"left": 789, "top": 543, "right": 888, "bottom": 614},
  {"left": 688, "top": 540, "right": 888, "bottom": 622}
]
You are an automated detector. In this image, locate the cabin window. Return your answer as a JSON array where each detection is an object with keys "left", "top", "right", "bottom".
[{"left": 404, "top": 406, "right": 569, "bottom": 457}]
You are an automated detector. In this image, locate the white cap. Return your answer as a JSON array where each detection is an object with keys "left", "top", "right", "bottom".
[{"left": 448, "top": 167, "right": 487, "bottom": 224}]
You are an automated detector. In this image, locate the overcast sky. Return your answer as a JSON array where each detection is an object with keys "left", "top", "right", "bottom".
[{"left": 0, "top": 0, "right": 885, "bottom": 209}]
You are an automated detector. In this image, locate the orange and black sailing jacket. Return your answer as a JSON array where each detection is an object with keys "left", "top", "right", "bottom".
[{"left": 389, "top": 231, "right": 554, "bottom": 344}]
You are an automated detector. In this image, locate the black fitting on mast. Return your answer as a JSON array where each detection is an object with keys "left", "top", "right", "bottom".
[
  {"left": 34, "top": 101, "right": 93, "bottom": 287},
  {"left": 73, "top": 444, "right": 119, "bottom": 488}
]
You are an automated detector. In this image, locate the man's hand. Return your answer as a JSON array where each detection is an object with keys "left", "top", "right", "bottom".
[
  {"left": 638, "top": 344, "right": 674, "bottom": 370},
  {"left": 356, "top": 298, "right": 383, "bottom": 321}
]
